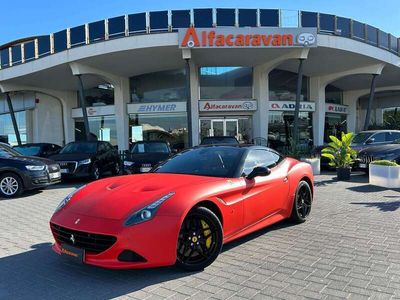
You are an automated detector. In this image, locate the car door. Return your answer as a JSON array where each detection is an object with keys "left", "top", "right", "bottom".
[
  {"left": 386, "top": 132, "right": 400, "bottom": 144},
  {"left": 366, "top": 132, "right": 386, "bottom": 146},
  {"left": 97, "top": 142, "right": 108, "bottom": 171},
  {"left": 241, "top": 150, "right": 289, "bottom": 227},
  {"left": 104, "top": 142, "right": 117, "bottom": 170}
]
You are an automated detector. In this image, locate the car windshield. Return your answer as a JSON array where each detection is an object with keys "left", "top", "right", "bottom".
[
  {"left": 154, "top": 147, "right": 245, "bottom": 177},
  {"left": 201, "top": 137, "right": 239, "bottom": 145},
  {"left": 131, "top": 142, "right": 169, "bottom": 153},
  {"left": 14, "top": 146, "right": 41, "bottom": 156},
  {"left": 60, "top": 142, "right": 97, "bottom": 154},
  {"left": 0, "top": 144, "right": 21, "bottom": 158},
  {"left": 353, "top": 132, "right": 374, "bottom": 143}
]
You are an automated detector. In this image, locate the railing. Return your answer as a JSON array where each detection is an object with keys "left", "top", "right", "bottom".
[{"left": 0, "top": 8, "right": 399, "bottom": 69}]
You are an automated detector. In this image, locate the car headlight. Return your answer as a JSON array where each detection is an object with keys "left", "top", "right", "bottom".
[
  {"left": 124, "top": 161, "right": 134, "bottom": 167},
  {"left": 54, "top": 185, "right": 86, "bottom": 213},
  {"left": 78, "top": 158, "right": 91, "bottom": 166},
  {"left": 125, "top": 192, "right": 175, "bottom": 226},
  {"left": 26, "top": 165, "right": 46, "bottom": 171}
]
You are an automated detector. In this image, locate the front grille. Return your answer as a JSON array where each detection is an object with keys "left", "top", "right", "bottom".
[
  {"left": 50, "top": 223, "right": 117, "bottom": 254},
  {"left": 58, "top": 161, "right": 78, "bottom": 173},
  {"left": 360, "top": 155, "right": 374, "bottom": 164}
]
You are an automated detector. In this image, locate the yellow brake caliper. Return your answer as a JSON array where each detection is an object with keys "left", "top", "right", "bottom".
[{"left": 201, "top": 219, "right": 212, "bottom": 249}]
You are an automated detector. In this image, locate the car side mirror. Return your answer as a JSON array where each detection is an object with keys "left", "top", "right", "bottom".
[
  {"left": 246, "top": 166, "right": 271, "bottom": 180},
  {"left": 366, "top": 138, "right": 374, "bottom": 144}
]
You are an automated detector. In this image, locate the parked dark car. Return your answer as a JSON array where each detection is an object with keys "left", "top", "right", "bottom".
[
  {"left": 123, "top": 141, "right": 173, "bottom": 174},
  {"left": 0, "top": 143, "right": 61, "bottom": 198},
  {"left": 351, "top": 130, "right": 400, "bottom": 152},
  {"left": 13, "top": 143, "right": 61, "bottom": 158},
  {"left": 356, "top": 140, "right": 400, "bottom": 172},
  {"left": 49, "top": 141, "right": 120, "bottom": 180},
  {"left": 200, "top": 136, "right": 239, "bottom": 145}
]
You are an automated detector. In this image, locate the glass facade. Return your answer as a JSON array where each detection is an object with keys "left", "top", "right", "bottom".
[
  {"left": 199, "top": 67, "right": 253, "bottom": 99},
  {"left": 129, "top": 113, "right": 188, "bottom": 151},
  {"left": 383, "top": 107, "right": 400, "bottom": 127},
  {"left": 75, "top": 116, "right": 117, "bottom": 145},
  {"left": 268, "top": 111, "right": 313, "bottom": 152},
  {"left": 199, "top": 118, "right": 252, "bottom": 144},
  {"left": 78, "top": 84, "right": 114, "bottom": 107},
  {"left": 326, "top": 84, "right": 343, "bottom": 104},
  {"left": 130, "top": 69, "right": 186, "bottom": 103},
  {"left": 0, "top": 111, "right": 27, "bottom": 145},
  {"left": 324, "top": 113, "right": 347, "bottom": 143},
  {"left": 269, "top": 69, "right": 309, "bottom": 101}
]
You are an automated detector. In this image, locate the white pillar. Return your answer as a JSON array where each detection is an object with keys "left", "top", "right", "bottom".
[
  {"left": 114, "top": 77, "right": 130, "bottom": 151},
  {"left": 252, "top": 66, "right": 269, "bottom": 141},
  {"left": 343, "top": 91, "right": 359, "bottom": 133},
  {"left": 189, "top": 61, "right": 200, "bottom": 146},
  {"left": 309, "top": 77, "right": 325, "bottom": 146}
]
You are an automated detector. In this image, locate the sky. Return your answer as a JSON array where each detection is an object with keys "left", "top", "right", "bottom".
[{"left": 0, "top": 0, "right": 399, "bottom": 45}]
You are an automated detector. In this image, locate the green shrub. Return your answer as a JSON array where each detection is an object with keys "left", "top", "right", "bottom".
[
  {"left": 370, "top": 160, "right": 399, "bottom": 167},
  {"left": 321, "top": 132, "right": 357, "bottom": 168}
]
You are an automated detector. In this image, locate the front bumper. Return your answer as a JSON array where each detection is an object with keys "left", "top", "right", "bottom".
[
  {"left": 123, "top": 164, "right": 153, "bottom": 175},
  {"left": 23, "top": 169, "right": 61, "bottom": 190},
  {"left": 50, "top": 210, "right": 181, "bottom": 269},
  {"left": 59, "top": 163, "right": 92, "bottom": 178}
]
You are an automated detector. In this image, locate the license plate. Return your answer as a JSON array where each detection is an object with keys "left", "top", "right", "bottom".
[
  {"left": 140, "top": 167, "right": 152, "bottom": 173},
  {"left": 359, "top": 163, "right": 367, "bottom": 168},
  {"left": 50, "top": 172, "right": 61, "bottom": 179},
  {"left": 60, "top": 243, "right": 84, "bottom": 263},
  {"left": 60, "top": 169, "right": 68, "bottom": 174}
]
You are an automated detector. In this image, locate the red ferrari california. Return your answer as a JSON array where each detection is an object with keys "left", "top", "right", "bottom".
[{"left": 50, "top": 145, "right": 314, "bottom": 271}]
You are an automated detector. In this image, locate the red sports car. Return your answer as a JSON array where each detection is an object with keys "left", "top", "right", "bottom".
[{"left": 50, "top": 145, "right": 313, "bottom": 271}]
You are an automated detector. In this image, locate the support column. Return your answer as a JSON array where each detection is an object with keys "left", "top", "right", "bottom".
[
  {"left": 363, "top": 74, "right": 378, "bottom": 130},
  {"left": 343, "top": 91, "right": 358, "bottom": 133},
  {"left": 252, "top": 66, "right": 269, "bottom": 141},
  {"left": 5, "top": 92, "right": 21, "bottom": 146},
  {"left": 309, "top": 77, "right": 326, "bottom": 146},
  {"left": 293, "top": 58, "right": 305, "bottom": 145},
  {"left": 185, "top": 59, "right": 193, "bottom": 147},
  {"left": 114, "top": 77, "right": 130, "bottom": 151},
  {"left": 76, "top": 75, "right": 91, "bottom": 141},
  {"left": 189, "top": 60, "right": 199, "bottom": 146}
]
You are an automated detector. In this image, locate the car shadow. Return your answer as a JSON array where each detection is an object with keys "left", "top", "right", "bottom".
[
  {"left": 350, "top": 201, "right": 400, "bottom": 212},
  {"left": 0, "top": 243, "right": 195, "bottom": 299},
  {"left": 314, "top": 173, "right": 368, "bottom": 187},
  {"left": 347, "top": 185, "right": 400, "bottom": 193}
]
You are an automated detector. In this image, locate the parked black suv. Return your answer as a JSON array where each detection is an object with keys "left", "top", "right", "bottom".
[
  {"left": 356, "top": 140, "right": 400, "bottom": 171},
  {"left": 14, "top": 143, "right": 61, "bottom": 158},
  {"left": 49, "top": 141, "right": 120, "bottom": 180},
  {"left": 123, "top": 141, "right": 173, "bottom": 174},
  {"left": 0, "top": 143, "right": 61, "bottom": 198}
]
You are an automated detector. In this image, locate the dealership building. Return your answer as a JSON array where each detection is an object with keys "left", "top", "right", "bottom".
[{"left": 1, "top": 8, "right": 400, "bottom": 151}]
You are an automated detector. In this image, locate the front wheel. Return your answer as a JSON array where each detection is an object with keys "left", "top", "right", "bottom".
[
  {"left": 290, "top": 180, "right": 313, "bottom": 223},
  {"left": 90, "top": 163, "right": 100, "bottom": 180},
  {"left": 176, "top": 207, "right": 223, "bottom": 271},
  {"left": 0, "top": 173, "right": 24, "bottom": 198}
]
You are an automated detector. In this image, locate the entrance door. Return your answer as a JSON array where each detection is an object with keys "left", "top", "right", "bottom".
[{"left": 200, "top": 118, "right": 251, "bottom": 143}]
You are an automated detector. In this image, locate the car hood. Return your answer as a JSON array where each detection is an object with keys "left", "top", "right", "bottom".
[
  {"left": 49, "top": 153, "right": 92, "bottom": 161},
  {"left": 65, "top": 173, "right": 218, "bottom": 220},
  {"left": 9, "top": 156, "right": 55, "bottom": 166},
  {"left": 358, "top": 144, "right": 400, "bottom": 156},
  {"left": 125, "top": 153, "right": 170, "bottom": 165}
]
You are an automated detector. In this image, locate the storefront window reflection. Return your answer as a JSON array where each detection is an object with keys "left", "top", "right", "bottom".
[
  {"left": 268, "top": 111, "right": 313, "bottom": 152},
  {"left": 0, "top": 111, "right": 27, "bottom": 145},
  {"left": 269, "top": 69, "right": 309, "bottom": 101},
  {"left": 324, "top": 114, "right": 347, "bottom": 143},
  {"left": 75, "top": 116, "right": 117, "bottom": 145},
  {"left": 130, "top": 69, "right": 186, "bottom": 103},
  {"left": 326, "top": 84, "right": 343, "bottom": 104},
  {"left": 77, "top": 84, "right": 114, "bottom": 107},
  {"left": 129, "top": 113, "right": 188, "bottom": 151},
  {"left": 199, "top": 67, "right": 253, "bottom": 99}
]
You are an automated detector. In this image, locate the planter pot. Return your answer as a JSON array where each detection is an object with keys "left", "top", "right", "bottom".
[
  {"left": 301, "top": 158, "right": 321, "bottom": 175},
  {"left": 337, "top": 167, "right": 351, "bottom": 181},
  {"left": 369, "top": 164, "right": 400, "bottom": 188}
]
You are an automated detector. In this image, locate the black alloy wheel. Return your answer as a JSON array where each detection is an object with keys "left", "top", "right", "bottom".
[
  {"left": 176, "top": 207, "right": 223, "bottom": 271},
  {"left": 91, "top": 163, "right": 100, "bottom": 180},
  {"left": 291, "top": 180, "right": 312, "bottom": 223}
]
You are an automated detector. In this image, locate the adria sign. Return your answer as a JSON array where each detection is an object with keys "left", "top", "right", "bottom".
[
  {"left": 199, "top": 100, "right": 257, "bottom": 112},
  {"left": 179, "top": 27, "right": 317, "bottom": 49},
  {"left": 269, "top": 101, "right": 315, "bottom": 112}
]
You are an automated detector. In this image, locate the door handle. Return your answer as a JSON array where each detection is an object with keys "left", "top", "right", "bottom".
[{"left": 283, "top": 177, "right": 288, "bottom": 183}]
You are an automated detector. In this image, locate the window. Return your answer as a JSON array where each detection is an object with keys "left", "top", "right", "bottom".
[
  {"left": 243, "top": 150, "right": 281, "bottom": 175},
  {"left": 98, "top": 142, "right": 106, "bottom": 153},
  {"left": 269, "top": 69, "right": 309, "bottom": 101},
  {"left": 326, "top": 84, "right": 343, "bottom": 104},
  {"left": 199, "top": 67, "right": 253, "bottom": 99},
  {"left": 370, "top": 132, "right": 385, "bottom": 143},
  {"left": 386, "top": 132, "right": 400, "bottom": 142},
  {"left": 0, "top": 111, "right": 27, "bottom": 146},
  {"left": 130, "top": 69, "right": 186, "bottom": 103},
  {"left": 75, "top": 116, "right": 117, "bottom": 145},
  {"left": 78, "top": 84, "right": 114, "bottom": 107},
  {"left": 131, "top": 142, "right": 169, "bottom": 153}
]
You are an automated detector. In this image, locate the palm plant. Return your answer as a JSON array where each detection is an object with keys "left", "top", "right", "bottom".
[{"left": 321, "top": 132, "right": 357, "bottom": 180}]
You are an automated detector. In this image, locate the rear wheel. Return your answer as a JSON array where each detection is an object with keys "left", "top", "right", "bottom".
[
  {"left": 0, "top": 173, "right": 23, "bottom": 198},
  {"left": 290, "top": 180, "right": 312, "bottom": 223},
  {"left": 176, "top": 207, "right": 223, "bottom": 271}
]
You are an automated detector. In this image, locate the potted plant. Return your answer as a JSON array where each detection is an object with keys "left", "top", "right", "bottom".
[
  {"left": 321, "top": 132, "right": 357, "bottom": 181},
  {"left": 369, "top": 160, "right": 400, "bottom": 188}
]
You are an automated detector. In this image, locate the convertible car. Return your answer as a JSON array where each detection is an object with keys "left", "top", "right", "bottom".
[{"left": 50, "top": 145, "right": 314, "bottom": 271}]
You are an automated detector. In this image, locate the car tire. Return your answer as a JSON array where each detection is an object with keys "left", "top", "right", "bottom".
[
  {"left": 112, "top": 161, "right": 120, "bottom": 175},
  {"left": 176, "top": 207, "right": 223, "bottom": 271},
  {"left": 290, "top": 180, "right": 312, "bottom": 223},
  {"left": 0, "top": 172, "right": 24, "bottom": 198},
  {"left": 91, "top": 163, "right": 101, "bottom": 180}
]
